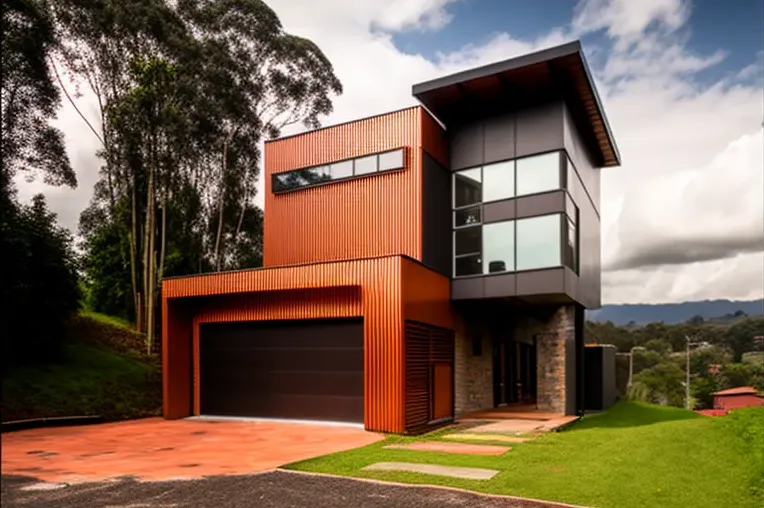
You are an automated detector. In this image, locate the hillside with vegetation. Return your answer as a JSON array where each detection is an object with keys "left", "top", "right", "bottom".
[
  {"left": 1, "top": 312, "right": 161, "bottom": 422},
  {"left": 586, "top": 298, "right": 764, "bottom": 325},
  {"left": 586, "top": 315, "right": 764, "bottom": 408}
]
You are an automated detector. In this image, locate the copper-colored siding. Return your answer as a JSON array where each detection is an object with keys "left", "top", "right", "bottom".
[
  {"left": 162, "top": 256, "right": 406, "bottom": 433},
  {"left": 402, "top": 257, "right": 453, "bottom": 329},
  {"left": 263, "top": 107, "right": 423, "bottom": 267}
]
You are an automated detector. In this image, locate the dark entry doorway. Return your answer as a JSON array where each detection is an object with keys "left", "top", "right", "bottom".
[{"left": 492, "top": 326, "right": 537, "bottom": 407}]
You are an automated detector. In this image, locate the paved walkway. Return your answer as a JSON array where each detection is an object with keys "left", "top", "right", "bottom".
[
  {"left": 1, "top": 418, "right": 382, "bottom": 483},
  {"left": 1, "top": 470, "right": 588, "bottom": 508}
]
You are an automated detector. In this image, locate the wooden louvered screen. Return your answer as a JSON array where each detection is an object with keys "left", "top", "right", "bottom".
[{"left": 404, "top": 321, "right": 455, "bottom": 432}]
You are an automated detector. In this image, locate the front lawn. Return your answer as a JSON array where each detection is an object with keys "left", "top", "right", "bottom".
[{"left": 284, "top": 402, "right": 764, "bottom": 508}]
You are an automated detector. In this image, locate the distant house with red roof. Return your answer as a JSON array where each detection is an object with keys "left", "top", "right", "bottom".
[{"left": 712, "top": 386, "right": 764, "bottom": 412}]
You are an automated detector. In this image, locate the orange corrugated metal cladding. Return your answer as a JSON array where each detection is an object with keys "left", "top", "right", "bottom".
[
  {"left": 162, "top": 107, "right": 453, "bottom": 434},
  {"left": 263, "top": 106, "right": 448, "bottom": 267}
]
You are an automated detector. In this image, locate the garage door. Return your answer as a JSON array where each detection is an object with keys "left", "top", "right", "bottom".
[{"left": 199, "top": 318, "right": 364, "bottom": 423}]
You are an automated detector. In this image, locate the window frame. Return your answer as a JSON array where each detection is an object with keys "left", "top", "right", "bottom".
[
  {"left": 271, "top": 147, "right": 406, "bottom": 194},
  {"left": 451, "top": 151, "right": 566, "bottom": 278}
]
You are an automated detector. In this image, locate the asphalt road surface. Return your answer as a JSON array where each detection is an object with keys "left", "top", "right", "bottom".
[{"left": 1, "top": 470, "right": 577, "bottom": 508}]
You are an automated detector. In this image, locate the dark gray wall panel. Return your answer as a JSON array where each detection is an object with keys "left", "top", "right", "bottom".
[
  {"left": 515, "top": 102, "right": 564, "bottom": 158},
  {"left": 515, "top": 191, "right": 566, "bottom": 219},
  {"left": 563, "top": 103, "right": 600, "bottom": 212},
  {"left": 451, "top": 277, "right": 483, "bottom": 299},
  {"left": 516, "top": 268, "right": 565, "bottom": 295},
  {"left": 483, "top": 199, "right": 516, "bottom": 223},
  {"left": 450, "top": 122, "right": 483, "bottom": 170},
  {"left": 567, "top": 165, "right": 601, "bottom": 308},
  {"left": 484, "top": 273, "right": 516, "bottom": 298},
  {"left": 484, "top": 113, "right": 516, "bottom": 163},
  {"left": 422, "top": 151, "right": 452, "bottom": 276},
  {"left": 449, "top": 101, "right": 567, "bottom": 171}
]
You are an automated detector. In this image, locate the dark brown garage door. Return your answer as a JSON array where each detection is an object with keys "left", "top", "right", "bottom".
[{"left": 199, "top": 318, "right": 364, "bottom": 423}]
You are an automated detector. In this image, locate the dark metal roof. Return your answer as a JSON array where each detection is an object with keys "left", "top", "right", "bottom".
[{"left": 412, "top": 41, "right": 621, "bottom": 168}]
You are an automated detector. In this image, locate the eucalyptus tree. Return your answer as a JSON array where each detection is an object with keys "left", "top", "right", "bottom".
[
  {"left": 56, "top": 0, "right": 343, "bottom": 347},
  {"left": 1, "top": 0, "right": 74, "bottom": 189}
]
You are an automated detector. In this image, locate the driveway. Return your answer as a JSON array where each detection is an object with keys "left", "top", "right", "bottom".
[
  {"left": 0, "top": 418, "right": 382, "bottom": 483},
  {"left": 1, "top": 470, "right": 583, "bottom": 508}
]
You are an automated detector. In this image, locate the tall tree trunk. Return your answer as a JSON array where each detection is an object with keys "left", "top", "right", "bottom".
[
  {"left": 142, "top": 146, "right": 154, "bottom": 350},
  {"left": 130, "top": 171, "right": 141, "bottom": 332},
  {"left": 158, "top": 192, "right": 167, "bottom": 285},
  {"left": 213, "top": 130, "right": 235, "bottom": 271}
]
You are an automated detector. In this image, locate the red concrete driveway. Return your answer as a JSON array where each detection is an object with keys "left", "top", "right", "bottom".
[{"left": 1, "top": 418, "right": 383, "bottom": 483}]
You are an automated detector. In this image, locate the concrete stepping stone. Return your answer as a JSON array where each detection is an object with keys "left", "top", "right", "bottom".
[
  {"left": 469, "top": 419, "right": 545, "bottom": 434},
  {"left": 443, "top": 433, "right": 534, "bottom": 443},
  {"left": 383, "top": 441, "right": 509, "bottom": 456},
  {"left": 363, "top": 462, "right": 499, "bottom": 480}
]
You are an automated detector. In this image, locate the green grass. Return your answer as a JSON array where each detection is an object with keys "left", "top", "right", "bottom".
[
  {"left": 285, "top": 402, "right": 764, "bottom": 508},
  {"left": 1, "top": 313, "right": 161, "bottom": 422},
  {"left": 79, "top": 310, "right": 140, "bottom": 335}
]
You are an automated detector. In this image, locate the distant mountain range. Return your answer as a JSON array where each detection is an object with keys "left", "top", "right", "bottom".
[{"left": 586, "top": 299, "right": 764, "bottom": 325}]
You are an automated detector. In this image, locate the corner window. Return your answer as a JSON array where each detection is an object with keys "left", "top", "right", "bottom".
[
  {"left": 453, "top": 168, "right": 482, "bottom": 208},
  {"left": 564, "top": 206, "right": 579, "bottom": 273},
  {"left": 483, "top": 160, "right": 515, "bottom": 203},
  {"left": 483, "top": 221, "right": 514, "bottom": 274},
  {"left": 516, "top": 214, "right": 561, "bottom": 271},
  {"left": 516, "top": 152, "right": 560, "bottom": 196}
]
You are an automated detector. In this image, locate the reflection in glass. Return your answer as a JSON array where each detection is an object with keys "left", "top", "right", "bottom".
[
  {"left": 454, "top": 226, "right": 481, "bottom": 256},
  {"left": 454, "top": 168, "right": 482, "bottom": 208},
  {"left": 330, "top": 160, "right": 353, "bottom": 179},
  {"left": 565, "top": 217, "right": 577, "bottom": 273},
  {"left": 516, "top": 214, "right": 561, "bottom": 271},
  {"left": 483, "top": 161, "right": 515, "bottom": 202},
  {"left": 516, "top": 152, "right": 560, "bottom": 196},
  {"left": 354, "top": 155, "right": 377, "bottom": 175},
  {"left": 379, "top": 149, "right": 404, "bottom": 171},
  {"left": 454, "top": 206, "right": 481, "bottom": 227},
  {"left": 455, "top": 254, "right": 481, "bottom": 276},
  {"left": 483, "top": 221, "right": 514, "bottom": 274}
]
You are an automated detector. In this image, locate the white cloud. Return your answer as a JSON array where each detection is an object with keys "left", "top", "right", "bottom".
[{"left": 16, "top": 0, "right": 764, "bottom": 305}]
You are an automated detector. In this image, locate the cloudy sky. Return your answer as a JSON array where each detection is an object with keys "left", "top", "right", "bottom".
[{"left": 15, "top": 0, "right": 764, "bottom": 305}]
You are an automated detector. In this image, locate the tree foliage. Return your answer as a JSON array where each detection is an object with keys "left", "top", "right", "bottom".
[
  {"left": 589, "top": 316, "right": 764, "bottom": 409},
  {"left": 1, "top": 0, "right": 75, "bottom": 188},
  {"left": 45, "top": 0, "right": 342, "bottom": 349},
  {"left": 0, "top": 189, "right": 80, "bottom": 365}
]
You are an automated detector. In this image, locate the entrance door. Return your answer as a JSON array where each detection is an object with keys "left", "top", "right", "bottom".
[{"left": 492, "top": 326, "right": 516, "bottom": 406}]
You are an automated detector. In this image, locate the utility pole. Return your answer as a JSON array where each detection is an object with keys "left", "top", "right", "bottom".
[
  {"left": 628, "top": 346, "right": 646, "bottom": 388},
  {"left": 685, "top": 335, "right": 700, "bottom": 410}
]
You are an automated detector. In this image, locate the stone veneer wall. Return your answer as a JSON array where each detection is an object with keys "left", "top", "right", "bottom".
[
  {"left": 453, "top": 315, "right": 493, "bottom": 416},
  {"left": 453, "top": 305, "right": 576, "bottom": 416},
  {"left": 534, "top": 305, "right": 575, "bottom": 414}
]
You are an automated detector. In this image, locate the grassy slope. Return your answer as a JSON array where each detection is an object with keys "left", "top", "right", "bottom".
[
  {"left": 1, "top": 312, "right": 161, "bottom": 422},
  {"left": 285, "top": 402, "right": 764, "bottom": 508}
]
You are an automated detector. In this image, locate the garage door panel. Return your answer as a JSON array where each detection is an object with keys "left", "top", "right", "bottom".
[
  {"left": 202, "top": 393, "right": 364, "bottom": 423},
  {"left": 202, "top": 348, "right": 363, "bottom": 373},
  {"left": 199, "top": 318, "right": 364, "bottom": 423},
  {"left": 202, "top": 371, "right": 364, "bottom": 398}
]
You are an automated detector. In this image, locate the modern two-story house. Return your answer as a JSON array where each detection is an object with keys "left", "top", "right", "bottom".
[{"left": 161, "top": 41, "right": 620, "bottom": 434}]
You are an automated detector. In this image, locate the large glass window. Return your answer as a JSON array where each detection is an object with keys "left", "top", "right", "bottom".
[
  {"left": 516, "top": 214, "right": 561, "bottom": 271},
  {"left": 455, "top": 254, "right": 481, "bottom": 277},
  {"left": 516, "top": 152, "right": 560, "bottom": 196},
  {"left": 453, "top": 168, "right": 482, "bottom": 208},
  {"left": 455, "top": 227, "right": 481, "bottom": 256},
  {"left": 483, "top": 160, "right": 515, "bottom": 202},
  {"left": 483, "top": 221, "right": 514, "bottom": 274},
  {"left": 564, "top": 216, "right": 578, "bottom": 273},
  {"left": 272, "top": 148, "right": 405, "bottom": 193}
]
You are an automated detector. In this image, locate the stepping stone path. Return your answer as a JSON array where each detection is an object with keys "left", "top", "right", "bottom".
[
  {"left": 363, "top": 462, "right": 499, "bottom": 480},
  {"left": 383, "top": 441, "right": 509, "bottom": 456},
  {"left": 468, "top": 419, "right": 545, "bottom": 434},
  {"left": 442, "top": 433, "right": 534, "bottom": 443}
]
